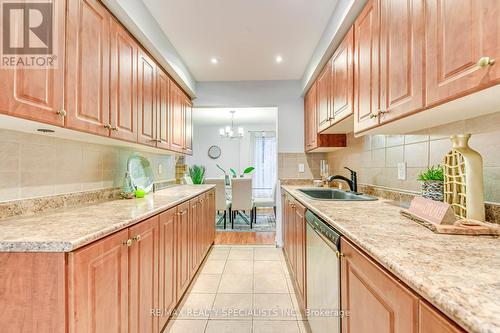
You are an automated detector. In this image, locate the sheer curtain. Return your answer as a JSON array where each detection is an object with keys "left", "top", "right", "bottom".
[{"left": 252, "top": 132, "right": 276, "bottom": 198}]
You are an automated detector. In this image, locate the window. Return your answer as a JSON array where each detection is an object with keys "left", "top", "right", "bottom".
[{"left": 252, "top": 133, "right": 276, "bottom": 198}]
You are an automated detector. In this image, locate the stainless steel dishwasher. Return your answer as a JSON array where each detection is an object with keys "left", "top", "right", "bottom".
[{"left": 306, "top": 210, "right": 341, "bottom": 333}]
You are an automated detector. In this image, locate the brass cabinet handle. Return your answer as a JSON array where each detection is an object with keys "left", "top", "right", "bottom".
[
  {"left": 477, "top": 57, "right": 496, "bottom": 68},
  {"left": 336, "top": 251, "right": 345, "bottom": 258},
  {"left": 369, "top": 113, "right": 378, "bottom": 119},
  {"left": 56, "top": 109, "right": 67, "bottom": 117},
  {"left": 132, "top": 235, "right": 141, "bottom": 242},
  {"left": 111, "top": 126, "right": 119, "bottom": 131},
  {"left": 123, "top": 239, "right": 133, "bottom": 247},
  {"left": 379, "top": 110, "right": 389, "bottom": 115},
  {"left": 104, "top": 124, "right": 112, "bottom": 129}
]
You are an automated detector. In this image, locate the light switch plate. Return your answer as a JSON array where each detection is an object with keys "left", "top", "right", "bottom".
[
  {"left": 397, "top": 162, "right": 407, "bottom": 180},
  {"left": 158, "top": 164, "right": 162, "bottom": 174},
  {"left": 298, "top": 163, "right": 305, "bottom": 173}
]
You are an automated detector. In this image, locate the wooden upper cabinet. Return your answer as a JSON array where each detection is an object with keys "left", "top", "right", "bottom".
[
  {"left": 137, "top": 50, "right": 157, "bottom": 146},
  {"left": 317, "top": 61, "right": 332, "bottom": 132},
  {"left": 159, "top": 208, "right": 177, "bottom": 330},
  {"left": 425, "top": 0, "right": 500, "bottom": 107},
  {"left": 331, "top": 27, "right": 354, "bottom": 122},
  {"left": 379, "top": 0, "right": 424, "bottom": 123},
  {"left": 184, "top": 97, "right": 193, "bottom": 155},
  {"left": 354, "top": 0, "right": 381, "bottom": 134},
  {"left": 156, "top": 69, "right": 171, "bottom": 150},
  {"left": 176, "top": 201, "right": 190, "bottom": 297},
  {"left": 0, "top": 0, "right": 66, "bottom": 126},
  {"left": 341, "top": 238, "right": 418, "bottom": 333},
  {"left": 170, "top": 82, "right": 185, "bottom": 152},
  {"left": 419, "top": 301, "right": 465, "bottom": 333},
  {"left": 65, "top": 0, "right": 110, "bottom": 136},
  {"left": 68, "top": 229, "right": 129, "bottom": 333},
  {"left": 110, "top": 19, "right": 138, "bottom": 142},
  {"left": 304, "top": 82, "right": 318, "bottom": 150},
  {"left": 129, "top": 216, "right": 159, "bottom": 333}
]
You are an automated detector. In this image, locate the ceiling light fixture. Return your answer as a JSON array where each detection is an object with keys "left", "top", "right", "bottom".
[
  {"left": 211, "top": 57, "right": 218, "bottom": 64},
  {"left": 219, "top": 110, "right": 244, "bottom": 139},
  {"left": 275, "top": 55, "right": 283, "bottom": 63}
]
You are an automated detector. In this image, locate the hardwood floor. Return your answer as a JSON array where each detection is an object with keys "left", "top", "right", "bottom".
[{"left": 214, "top": 231, "right": 276, "bottom": 245}]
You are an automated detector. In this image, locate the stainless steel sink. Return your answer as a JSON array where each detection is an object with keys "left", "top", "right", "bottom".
[{"left": 298, "top": 188, "right": 378, "bottom": 201}]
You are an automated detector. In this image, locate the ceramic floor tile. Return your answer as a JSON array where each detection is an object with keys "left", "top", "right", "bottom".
[
  {"left": 201, "top": 261, "right": 226, "bottom": 275},
  {"left": 164, "top": 319, "right": 207, "bottom": 333},
  {"left": 190, "top": 274, "right": 222, "bottom": 294},
  {"left": 253, "top": 293, "right": 296, "bottom": 321},
  {"left": 252, "top": 320, "right": 300, "bottom": 333},
  {"left": 254, "top": 247, "right": 282, "bottom": 261},
  {"left": 254, "top": 274, "right": 289, "bottom": 294},
  {"left": 205, "top": 320, "right": 252, "bottom": 333},
  {"left": 218, "top": 273, "right": 254, "bottom": 293},
  {"left": 254, "top": 261, "right": 284, "bottom": 276},
  {"left": 290, "top": 293, "right": 307, "bottom": 321},
  {"left": 207, "top": 248, "right": 230, "bottom": 261},
  {"left": 173, "top": 293, "right": 216, "bottom": 320},
  {"left": 210, "top": 293, "right": 253, "bottom": 320},
  {"left": 224, "top": 260, "right": 254, "bottom": 275},
  {"left": 297, "top": 320, "right": 312, "bottom": 333},
  {"left": 228, "top": 248, "right": 254, "bottom": 261}
]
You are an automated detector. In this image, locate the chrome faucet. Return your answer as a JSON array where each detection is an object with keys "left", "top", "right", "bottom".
[{"left": 327, "top": 167, "right": 358, "bottom": 193}]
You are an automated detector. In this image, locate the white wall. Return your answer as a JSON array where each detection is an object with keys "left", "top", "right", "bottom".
[
  {"left": 193, "top": 80, "right": 304, "bottom": 153},
  {"left": 187, "top": 123, "right": 276, "bottom": 179}
]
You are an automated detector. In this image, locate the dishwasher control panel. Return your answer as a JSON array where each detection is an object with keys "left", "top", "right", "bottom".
[{"left": 305, "top": 210, "right": 341, "bottom": 247}]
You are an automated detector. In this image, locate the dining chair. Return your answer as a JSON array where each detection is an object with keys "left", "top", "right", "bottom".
[
  {"left": 230, "top": 178, "right": 255, "bottom": 229},
  {"left": 205, "top": 178, "right": 231, "bottom": 229},
  {"left": 253, "top": 184, "right": 276, "bottom": 222}
]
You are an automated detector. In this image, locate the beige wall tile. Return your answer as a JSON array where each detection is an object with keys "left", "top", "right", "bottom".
[
  {"left": 371, "top": 135, "right": 386, "bottom": 149},
  {"left": 484, "top": 168, "right": 500, "bottom": 203},
  {"left": 0, "top": 142, "right": 19, "bottom": 171},
  {"left": 469, "top": 131, "right": 500, "bottom": 167},
  {"left": 371, "top": 149, "right": 385, "bottom": 168},
  {"left": 404, "top": 142, "right": 429, "bottom": 168},
  {"left": 386, "top": 135, "right": 404, "bottom": 147},
  {"left": 386, "top": 146, "right": 404, "bottom": 168},
  {"left": 429, "top": 139, "right": 451, "bottom": 166}
]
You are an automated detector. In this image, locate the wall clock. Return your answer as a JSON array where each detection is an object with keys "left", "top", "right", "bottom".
[{"left": 208, "top": 145, "right": 221, "bottom": 159}]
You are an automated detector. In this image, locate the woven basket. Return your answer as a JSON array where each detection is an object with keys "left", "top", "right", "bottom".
[{"left": 421, "top": 180, "right": 444, "bottom": 202}]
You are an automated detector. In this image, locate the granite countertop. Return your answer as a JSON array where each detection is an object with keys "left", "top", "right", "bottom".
[
  {"left": 0, "top": 185, "right": 214, "bottom": 252},
  {"left": 282, "top": 185, "right": 500, "bottom": 333}
]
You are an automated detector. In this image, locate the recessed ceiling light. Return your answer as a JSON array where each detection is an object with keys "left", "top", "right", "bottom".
[
  {"left": 275, "top": 55, "right": 283, "bottom": 63},
  {"left": 211, "top": 57, "right": 218, "bottom": 64}
]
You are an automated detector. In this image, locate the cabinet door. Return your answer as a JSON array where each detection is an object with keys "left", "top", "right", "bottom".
[
  {"left": 129, "top": 216, "right": 159, "bottom": 333},
  {"left": 304, "top": 82, "right": 318, "bottom": 151},
  {"left": 159, "top": 208, "right": 177, "bottom": 330},
  {"left": 294, "top": 201, "right": 307, "bottom": 308},
  {"left": 170, "top": 82, "right": 185, "bottom": 152},
  {"left": 156, "top": 69, "right": 171, "bottom": 150},
  {"left": 286, "top": 198, "right": 296, "bottom": 275},
  {"left": 419, "top": 301, "right": 464, "bottom": 333},
  {"left": 317, "top": 62, "right": 332, "bottom": 132},
  {"left": 177, "top": 201, "right": 190, "bottom": 297},
  {"left": 199, "top": 194, "right": 207, "bottom": 260},
  {"left": 110, "top": 19, "right": 138, "bottom": 142},
  {"left": 332, "top": 27, "right": 354, "bottom": 122},
  {"left": 0, "top": 0, "right": 65, "bottom": 126},
  {"left": 137, "top": 50, "right": 157, "bottom": 146},
  {"left": 341, "top": 239, "right": 418, "bottom": 333},
  {"left": 68, "top": 230, "right": 129, "bottom": 333},
  {"left": 189, "top": 197, "right": 201, "bottom": 276},
  {"left": 184, "top": 97, "right": 193, "bottom": 155},
  {"left": 379, "top": 0, "right": 424, "bottom": 123},
  {"left": 354, "top": 0, "right": 381, "bottom": 133},
  {"left": 207, "top": 190, "right": 216, "bottom": 248},
  {"left": 425, "top": 0, "right": 500, "bottom": 107},
  {"left": 65, "top": 0, "right": 110, "bottom": 136}
]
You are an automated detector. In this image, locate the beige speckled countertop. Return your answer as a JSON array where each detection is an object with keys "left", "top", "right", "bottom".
[
  {"left": 282, "top": 185, "right": 500, "bottom": 333},
  {"left": 0, "top": 185, "right": 214, "bottom": 252}
]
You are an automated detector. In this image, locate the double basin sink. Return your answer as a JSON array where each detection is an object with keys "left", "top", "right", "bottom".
[{"left": 298, "top": 188, "right": 378, "bottom": 201}]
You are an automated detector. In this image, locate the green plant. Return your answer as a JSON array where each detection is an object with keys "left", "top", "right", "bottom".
[
  {"left": 417, "top": 165, "right": 444, "bottom": 181},
  {"left": 242, "top": 166, "right": 255, "bottom": 176},
  {"left": 230, "top": 168, "right": 237, "bottom": 178},
  {"left": 189, "top": 165, "right": 206, "bottom": 184},
  {"left": 216, "top": 164, "right": 227, "bottom": 175}
]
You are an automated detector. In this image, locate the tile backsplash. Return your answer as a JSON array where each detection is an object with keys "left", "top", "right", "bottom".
[
  {"left": 326, "top": 111, "right": 500, "bottom": 204},
  {"left": 278, "top": 152, "right": 326, "bottom": 179},
  {"left": 0, "top": 129, "right": 176, "bottom": 202}
]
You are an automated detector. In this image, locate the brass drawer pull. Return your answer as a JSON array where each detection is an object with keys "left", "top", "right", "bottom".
[
  {"left": 123, "top": 239, "right": 133, "bottom": 247},
  {"left": 56, "top": 109, "right": 66, "bottom": 117},
  {"left": 132, "top": 235, "right": 141, "bottom": 242},
  {"left": 477, "top": 56, "right": 496, "bottom": 68}
]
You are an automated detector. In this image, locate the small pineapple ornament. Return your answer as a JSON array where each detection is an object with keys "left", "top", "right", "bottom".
[{"left": 443, "top": 134, "right": 485, "bottom": 221}]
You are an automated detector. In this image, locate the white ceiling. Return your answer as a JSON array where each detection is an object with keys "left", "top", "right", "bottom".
[
  {"left": 193, "top": 107, "right": 277, "bottom": 126},
  {"left": 142, "top": 0, "right": 338, "bottom": 81}
]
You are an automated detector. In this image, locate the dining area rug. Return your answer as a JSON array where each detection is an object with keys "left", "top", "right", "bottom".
[{"left": 216, "top": 208, "right": 276, "bottom": 232}]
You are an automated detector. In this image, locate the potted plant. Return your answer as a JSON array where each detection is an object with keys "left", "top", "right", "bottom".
[
  {"left": 417, "top": 165, "right": 444, "bottom": 201},
  {"left": 189, "top": 165, "right": 206, "bottom": 184}
]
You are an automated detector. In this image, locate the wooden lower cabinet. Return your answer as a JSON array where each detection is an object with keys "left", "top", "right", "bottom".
[
  {"left": 176, "top": 201, "right": 191, "bottom": 298},
  {"left": 128, "top": 216, "right": 159, "bottom": 333},
  {"left": 68, "top": 229, "right": 130, "bottom": 333},
  {"left": 341, "top": 238, "right": 419, "bottom": 333},
  {"left": 158, "top": 208, "right": 177, "bottom": 329},
  {"left": 419, "top": 301, "right": 464, "bottom": 333}
]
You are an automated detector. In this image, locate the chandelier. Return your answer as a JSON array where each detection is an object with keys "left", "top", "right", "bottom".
[{"left": 219, "top": 110, "right": 244, "bottom": 139}]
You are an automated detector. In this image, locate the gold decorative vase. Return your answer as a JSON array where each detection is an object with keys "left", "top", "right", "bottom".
[{"left": 443, "top": 134, "right": 485, "bottom": 221}]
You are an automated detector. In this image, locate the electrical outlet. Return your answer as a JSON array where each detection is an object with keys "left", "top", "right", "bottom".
[
  {"left": 397, "top": 162, "right": 407, "bottom": 180},
  {"left": 158, "top": 164, "right": 162, "bottom": 174},
  {"left": 298, "top": 163, "right": 305, "bottom": 173}
]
